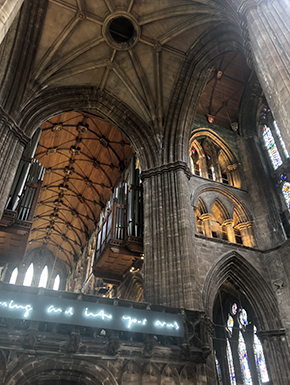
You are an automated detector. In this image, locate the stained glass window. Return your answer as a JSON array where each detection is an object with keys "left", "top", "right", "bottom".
[
  {"left": 238, "top": 332, "right": 253, "bottom": 385},
  {"left": 282, "top": 182, "right": 290, "bottom": 212},
  {"left": 9, "top": 267, "right": 18, "bottom": 285},
  {"left": 215, "top": 351, "right": 223, "bottom": 385},
  {"left": 253, "top": 326, "right": 269, "bottom": 384},
  {"left": 239, "top": 308, "right": 248, "bottom": 328},
  {"left": 263, "top": 125, "right": 282, "bottom": 170},
  {"left": 53, "top": 274, "right": 60, "bottom": 290},
  {"left": 227, "top": 339, "right": 237, "bottom": 385},
  {"left": 23, "top": 263, "right": 34, "bottom": 287},
  {"left": 227, "top": 315, "right": 234, "bottom": 336},
  {"left": 232, "top": 303, "right": 238, "bottom": 315},
  {"left": 274, "top": 121, "right": 289, "bottom": 159},
  {"left": 38, "top": 265, "right": 48, "bottom": 288}
]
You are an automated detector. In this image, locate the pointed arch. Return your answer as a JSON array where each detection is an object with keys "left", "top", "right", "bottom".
[
  {"left": 142, "top": 362, "right": 160, "bottom": 385},
  {"left": 212, "top": 198, "right": 230, "bottom": 221},
  {"left": 161, "top": 365, "right": 179, "bottom": 385},
  {"left": 9, "top": 267, "right": 18, "bottom": 284},
  {"left": 202, "top": 251, "right": 281, "bottom": 330},
  {"left": 23, "top": 263, "right": 34, "bottom": 287},
  {"left": 180, "top": 366, "right": 197, "bottom": 385},
  {"left": 121, "top": 360, "right": 141, "bottom": 385}
]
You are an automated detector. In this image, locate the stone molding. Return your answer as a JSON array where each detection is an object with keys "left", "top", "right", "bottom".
[
  {"left": 141, "top": 161, "right": 191, "bottom": 181},
  {"left": 0, "top": 105, "right": 28, "bottom": 145}
]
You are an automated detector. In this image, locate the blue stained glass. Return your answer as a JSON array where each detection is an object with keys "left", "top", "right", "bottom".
[
  {"left": 263, "top": 125, "right": 282, "bottom": 170},
  {"left": 274, "top": 121, "right": 289, "bottom": 159},
  {"left": 214, "top": 352, "right": 223, "bottom": 385},
  {"left": 253, "top": 326, "right": 269, "bottom": 384},
  {"left": 227, "top": 339, "right": 237, "bottom": 385},
  {"left": 238, "top": 332, "right": 253, "bottom": 385},
  {"left": 282, "top": 182, "right": 290, "bottom": 212}
]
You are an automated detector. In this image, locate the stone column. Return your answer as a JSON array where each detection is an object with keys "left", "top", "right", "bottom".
[
  {"left": 0, "top": 107, "right": 27, "bottom": 218},
  {"left": 227, "top": 163, "right": 241, "bottom": 188},
  {"left": 222, "top": 219, "right": 236, "bottom": 243},
  {"left": 199, "top": 214, "right": 212, "bottom": 238},
  {"left": 239, "top": 0, "right": 290, "bottom": 151},
  {"left": 235, "top": 221, "right": 255, "bottom": 247},
  {"left": 0, "top": 0, "right": 24, "bottom": 45},
  {"left": 142, "top": 161, "right": 201, "bottom": 310}
]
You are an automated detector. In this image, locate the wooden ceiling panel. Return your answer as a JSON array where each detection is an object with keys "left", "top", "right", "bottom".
[{"left": 28, "top": 111, "right": 134, "bottom": 270}]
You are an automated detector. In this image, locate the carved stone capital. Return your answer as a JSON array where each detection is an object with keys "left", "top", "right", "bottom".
[
  {"left": 141, "top": 161, "right": 191, "bottom": 181},
  {"left": 0, "top": 106, "right": 29, "bottom": 146}
]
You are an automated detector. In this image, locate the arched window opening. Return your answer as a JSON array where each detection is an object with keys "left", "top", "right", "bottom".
[
  {"left": 189, "top": 132, "right": 241, "bottom": 187},
  {"left": 9, "top": 267, "right": 18, "bottom": 285},
  {"left": 23, "top": 263, "right": 34, "bottom": 287},
  {"left": 53, "top": 274, "right": 60, "bottom": 290},
  {"left": 211, "top": 201, "right": 228, "bottom": 240},
  {"left": 263, "top": 125, "right": 282, "bottom": 170},
  {"left": 38, "top": 265, "right": 48, "bottom": 288},
  {"left": 190, "top": 147, "right": 201, "bottom": 176},
  {"left": 213, "top": 281, "right": 270, "bottom": 385}
]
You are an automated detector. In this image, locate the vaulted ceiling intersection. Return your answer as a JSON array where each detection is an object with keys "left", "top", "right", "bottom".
[{"left": 28, "top": 111, "right": 134, "bottom": 268}]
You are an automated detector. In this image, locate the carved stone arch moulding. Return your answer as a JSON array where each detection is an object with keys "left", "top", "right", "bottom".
[
  {"left": 190, "top": 128, "right": 239, "bottom": 165},
  {"left": 191, "top": 184, "right": 251, "bottom": 223},
  {"left": 161, "top": 364, "right": 180, "bottom": 385},
  {"left": 4, "top": 357, "right": 118, "bottom": 385},
  {"left": 180, "top": 365, "right": 197, "bottom": 385},
  {"left": 202, "top": 251, "right": 281, "bottom": 330},
  {"left": 19, "top": 87, "right": 159, "bottom": 171},
  {"left": 121, "top": 360, "right": 141, "bottom": 385}
]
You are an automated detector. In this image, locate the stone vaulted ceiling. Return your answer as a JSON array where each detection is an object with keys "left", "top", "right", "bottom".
[{"left": 29, "top": 0, "right": 239, "bottom": 128}]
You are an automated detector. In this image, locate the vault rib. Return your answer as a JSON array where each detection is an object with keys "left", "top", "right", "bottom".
[
  {"left": 34, "top": 14, "right": 81, "bottom": 80},
  {"left": 128, "top": 48, "right": 157, "bottom": 124}
]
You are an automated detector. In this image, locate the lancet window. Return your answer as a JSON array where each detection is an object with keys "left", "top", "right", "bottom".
[
  {"left": 9, "top": 267, "right": 18, "bottom": 284},
  {"left": 213, "top": 281, "right": 270, "bottom": 385},
  {"left": 23, "top": 263, "right": 34, "bottom": 287},
  {"left": 38, "top": 265, "right": 48, "bottom": 288}
]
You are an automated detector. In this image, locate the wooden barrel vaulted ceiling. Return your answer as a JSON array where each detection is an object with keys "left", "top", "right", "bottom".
[{"left": 27, "top": 112, "right": 134, "bottom": 269}]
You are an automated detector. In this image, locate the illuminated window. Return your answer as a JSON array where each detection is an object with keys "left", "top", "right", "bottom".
[
  {"left": 9, "top": 267, "right": 18, "bottom": 285},
  {"left": 38, "top": 265, "right": 48, "bottom": 288},
  {"left": 274, "top": 121, "right": 289, "bottom": 159},
  {"left": 23, "top": 263, "right": 34, "bottom": 286},
  {"left": 238, "top": 331, "right": 253, "bottom": 385},
  {"left": 214, "top": 282, "right": 270, "bottom": 385},
  {"left": 253, "top": 326, "right": 269, "bottom": 384},
  {"left": 263, "top": 125, "right": 282, "bottom": 170},
  {"left": 214, "top": 351, "right": 223, "bottom": 385},
  {"left": 282, "top": 182, "right": 290, "bottom": 212},
  {"left": 53, "top": 274, "right": 60, "bottom": 290},
  {"left": 227, "top": 339, "right": 237, "bottom": 385}
]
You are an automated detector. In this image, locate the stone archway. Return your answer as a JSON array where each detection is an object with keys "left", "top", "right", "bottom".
[{"left": 4, "top": 357, "right": 118, "bottom": 385}]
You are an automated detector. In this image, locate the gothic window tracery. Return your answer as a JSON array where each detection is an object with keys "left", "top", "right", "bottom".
[
  {"left": 189, "top": 131, "right": 241, "bottom": 188},
  {"left": 213, "top": 282, "right": 270, "bottom": 385}
]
